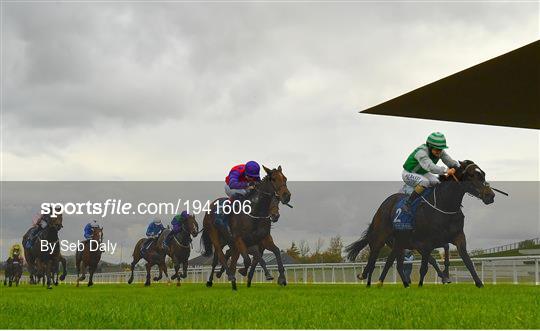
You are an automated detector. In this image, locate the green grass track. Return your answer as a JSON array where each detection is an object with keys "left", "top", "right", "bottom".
[{"left": 1, "top": 283, "right": 539, "bottom": 329}]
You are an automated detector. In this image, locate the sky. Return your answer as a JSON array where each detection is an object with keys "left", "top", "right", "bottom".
[{"left": 1, "top": 2, "right": 539, "bottom": 260}]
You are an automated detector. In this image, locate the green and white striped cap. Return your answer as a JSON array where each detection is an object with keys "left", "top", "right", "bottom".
[{"left": 426, "top": 132, "right": 449, "bottom": 149}]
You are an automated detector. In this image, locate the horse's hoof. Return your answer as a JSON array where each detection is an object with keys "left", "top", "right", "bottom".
[
  {"left": 144, "top": 282, "right": 150, "bottom": 287},
  {"left": 176, "top": 282, "right": 181, "bottom": 287},
  {"left": 127, "top": 278, "right": 133, "bottom": 285},
  {"left": 265, "top": 275, "right": 274, "bottom": 281},
  {"left": 216, "top": 272, "right": 222, "bottom": 279},
  {"left": 232, "top": 282, "right": 237, "bottom": 291},
  {"left": 54, "top": 282, "right": 59, "bottom": 286},
  {"left": 247, "top": 282, "right": 251, "bottom": 288},
  {"left": 171, "top": 274, "right": 177, "bottom": 280},
  {"left": 404, "top": 283, "right": 410, "bottom": 288},
  {"left": 88, "top": 282, "right": 93, "bottom": 287},
  {"left": 278, "top": 276, "right": 287, "bottom": 286},
  {"left": 442, "top": 278, "right": 452, "bottom": 284},
  {"left": 228, "top": 275, "right": 236, "bottom": 282},
  {"left": 153, "top": 277, "right": 160, "bottom": 281},
  {"left": 180, "top": 274, "right": 187, "bottom": 279},
  {"left": 356, "top": 274, "right": 364, "bottom": 280},
  {"left": 47, "top": 286, "right": 52, "bottom": 290},
  {"left": 238, "top": 268, "right": 247, "bottom": 277},
  {"left": 60, "top": 275, "right": 66, "bottom": 281},
  {"left": 476, "top": 282, "right": 484, "bottom": 288},
  {"left": 376, "top": 281, "right": 383, "bottom": 287},
  {"left": 206, "top": 281, "right": 213, "bottom": 287}
]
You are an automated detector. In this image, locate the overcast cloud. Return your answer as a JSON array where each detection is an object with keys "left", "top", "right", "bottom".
[{"left": 1, "top": 2, "right": 539, "bottom": 258}]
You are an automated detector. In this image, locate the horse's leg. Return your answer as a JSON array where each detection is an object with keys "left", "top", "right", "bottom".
[
  {"left": 229, "top": 248, "right": 240, "bottom": 291},
  {"left": 258, "top": 248, "right": 273, "bottom": 280},
  {"left": 454, "top": 233, "right": 483, "bottom": 288},
  {"left": 78, "top": 260, "right": 87, "bottom": 282},
  {"left": 427, "top": 254, "right": 446, "bottom": 281},
  {"left": 395, "top": 250, "right": 409, "bottom": 287},
  {"left": 247, "top": 249, "right": 262, "bottom": 288},
  {"left": 144, "top": 262, "right": 152, "bottom": 286},
  {"left": 377, "top": 248, "right": 397, "bottom": 286},
  {"left": 216, "top": 248, "right": 230, "bottom": 279},
  {"left": 206, "top": 252, "right": 219, "bottom": 287},
  {"left": 88, "top": 263, "right": 95, "bottom": 287},
  {"left": 127, "top": 255, "right": 141, "bottom": 284},
  {"left": 262, "top": 237, "right": 287, "bottom": 286},
  {"left": 418, "top": 250, "right": 430, "bottom": 287},
  {"left": 46, "top": 261, "right": 53, "bottom": 289},
  {"left": 443, "top": 244, "right": 451, "bottom": 283},
  {"left": 59, "top": 256, "right": 67, "bottom": 281},
  {"left": 209, "top": 229, "right": 233, "bottom": 284},
  {"left": 153, "top": 258, "right": 164, "bottom": 282},
  {"left": 364, "top": 239, "right": 385, "bottom": 287}
]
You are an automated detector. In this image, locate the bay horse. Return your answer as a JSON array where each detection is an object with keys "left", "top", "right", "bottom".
[
  {"left": 201, "top": 165, "right": 291, "bottom": 290},
  {"left": 158, "top": 214, "right": 199, "bottom": 286},
  {"left": 127, "top": 232, "right": 169, "bottom": 286},
  {"left": 76, "top": 227, "right": 103, "bottom": 287},
  {"left": 211, "top": 196, "right": 282, "bottom": 287},
  {"left": 346, "top": 160, "right": 495, "bottom": 287}
]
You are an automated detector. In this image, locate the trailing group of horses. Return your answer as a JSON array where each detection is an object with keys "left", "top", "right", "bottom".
[{"left": 8, "top": 161, "right": 497, "bottom": 290}]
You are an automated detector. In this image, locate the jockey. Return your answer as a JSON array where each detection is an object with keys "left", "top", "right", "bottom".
[
  {"left": 25, "top": 212, "right": 52, "bottom": 248},
  {"left": 218, "top": 161, "right": 261, "bottom": 243},
  {"left": 163, "top": 211, "right": 189, "bottom": 250},
  {"left": 8, "top": 244, "right": 23, "bottom": 263},
  {"left": 401, "top": 132, "right": 459, "bottom": 214},
  {"left": 141, "top": 218, "right": 165, "bottom": 255},
  {"left": 224, "top": 161, "right": 261, "bottom": 200},
  {"left": 83, "top": 220, "right": 100, "bottom": 241}
]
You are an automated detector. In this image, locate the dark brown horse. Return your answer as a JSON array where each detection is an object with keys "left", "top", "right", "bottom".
[
  {"left": 158, "top": 215, "right": 199, "bottom": 286},
  {"left": 28, "top": 215, "right": 65, "bottom": 289},
  {"left": 4, "top": 255, "right": 23, "bottom": 287},
  {"left": 210, "top": 196, "right": 282, "bottom": 287},
  {"left": 76, "top": 227, "right": 103, "bottom": 287},
  {"left": 346, "top": 160, "right": 495, "bottom": 287},
  {"left": 201, "top": 165, "right": 291, "bottom": 290},
  {"left": 127, "top": 231, "right": 169, "bottom": 286}
]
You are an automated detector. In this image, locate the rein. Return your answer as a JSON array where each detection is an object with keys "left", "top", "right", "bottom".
[{"left": 420, "top": 186, "right": 461, "bottom": 215}]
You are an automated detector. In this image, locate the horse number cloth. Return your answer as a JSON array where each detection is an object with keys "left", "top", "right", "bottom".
[{"left": 392, "top": 188, "right": 432, "bottom": 231}]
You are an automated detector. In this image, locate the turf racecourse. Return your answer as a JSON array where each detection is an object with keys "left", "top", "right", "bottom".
[{"left": 1, "top": 283, "right": 538, "bottom": 329}]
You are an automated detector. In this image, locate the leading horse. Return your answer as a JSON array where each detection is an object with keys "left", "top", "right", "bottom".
[
  {"left": 346, "top": 160, "right": 495, "bottom": 287},
  {"left": 76, "top": 227, "right": 104, "bottom": 287}
]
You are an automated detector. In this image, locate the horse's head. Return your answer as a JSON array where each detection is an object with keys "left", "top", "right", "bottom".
[
  {"left": 49, "top": 209, "right": 63, "bottom": 230},
  {"left": 262, "top": 165, "right": 291, "bottom": 204},
  {"left": 92, "top": 227, "right": 103, "bottom": 242},
  {"left": 185, "top": 214, "right": 199, "bottom": 238},
  {"left": 453, "top": 160, "right": 495, "bottom": 205}
]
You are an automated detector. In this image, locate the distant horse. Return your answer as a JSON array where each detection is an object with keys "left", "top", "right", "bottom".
[
  {"left": 23, "top": 211, "right": 66, "bottom": 285},
  {"left": 30, "top": 215, "right": 65, "bottom": 289},
  {"left": 4, "top": 256, "right": 23, "bottom": 287},
  {"left": 346, "top": 160, "right": 495, "bottom": 287},
  {"left": 201, "top": 165, "right": 291, "bottom": 290},
  {"left": 159, "top": 214, "right": 199, "bottom": 286},
  {"left": 127, "top": 232, "right": 169, "bottom": 286},
  {"left": 76, "top": 227, "right": 104, "bottom": 287}
]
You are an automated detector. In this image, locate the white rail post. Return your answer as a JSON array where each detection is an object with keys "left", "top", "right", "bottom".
[
  {"left": 534, "top": 258, "right": 540, "bottom": 285},
  {"left": 434, "top": 266, "right": 438, "bottom": 284},
  {"left": 322, "top": 266, "right": 326, "bottom": 283},
  {"left": 481, "top": 260, "right": 484, "bottom": 282},
  {"left": 353, "top": 266, "right": 358, "bottom": 283},
  {"left": 331, "top": 266, "right": 335, "bottom": 284},
  {"left": 492, "top": 260, "right": 496, "bottom": 285},
  {"left": 393, "top": 263, "right": 397, "bottom": 284},
  {"left": 513, "top": 260, "right": 517, "bottom": 284},
  {"left": 303, "top": 267, "right": 307, "bottom": 284},
  {"left": 342, "top": 266, "right": 346, "bottom": 283},
  {"left": 454, "top": 267, "right": 458, "bottom": 283}
]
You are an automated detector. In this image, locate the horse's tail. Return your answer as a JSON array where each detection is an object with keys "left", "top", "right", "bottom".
[
  {"left": 200, "top": 226, "right": 213, "bottom": 257},
  {"left": 345, "top": 222, "right": 374, "bottom": 262}
]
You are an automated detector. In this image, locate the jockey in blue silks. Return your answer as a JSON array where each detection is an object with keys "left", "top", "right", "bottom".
[
  {"left": 141, "top": 218, "right": 165, "bottom": 255},
  {"left": 162, "top": 211, "right": 189, "bottom": 250},
  {"left": 217, "top": 161, "right": 261, "bottom": 244},
  {"left": 83, "top": 220, "right": 100, "bottom": 241}
]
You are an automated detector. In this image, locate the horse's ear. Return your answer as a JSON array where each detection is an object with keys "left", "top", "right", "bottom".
[
  {"left": 278, "top": 165, "right": 282, "bottom": 171},
  {"left": 263, "top": 165, "right": 272, "bottom": 174}
]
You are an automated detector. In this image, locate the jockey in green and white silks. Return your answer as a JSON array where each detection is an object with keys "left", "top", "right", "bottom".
[{"left": 401, "top": 132, "right": 459, "bottom": 213}]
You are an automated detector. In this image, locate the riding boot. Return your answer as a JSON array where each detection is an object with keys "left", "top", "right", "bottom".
[
  {"left": 403, "top": 186, "right": 424, "bottom": 214},
  {"left": 217, "top": 223, "right": 234, "bottom": 246}
]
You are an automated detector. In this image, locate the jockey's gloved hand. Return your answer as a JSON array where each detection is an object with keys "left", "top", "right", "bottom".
[{"left": 446, "top": 168, "right": 456, "bottom": 176}]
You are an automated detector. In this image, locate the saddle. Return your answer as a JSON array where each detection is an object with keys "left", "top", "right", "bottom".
[{"left": 392, "top": 188, "right": 432, "bottom": 231}]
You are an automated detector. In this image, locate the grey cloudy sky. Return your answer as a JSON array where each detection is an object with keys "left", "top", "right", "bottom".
[{"left": 1, "top": 2, "right": 539, "bottom": 259}]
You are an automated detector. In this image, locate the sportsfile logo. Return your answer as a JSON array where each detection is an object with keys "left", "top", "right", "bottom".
[{"left": 41, "top": 199, "right": 251, "bottom": 218}]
